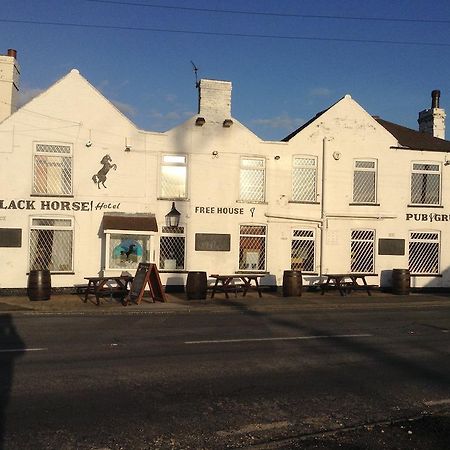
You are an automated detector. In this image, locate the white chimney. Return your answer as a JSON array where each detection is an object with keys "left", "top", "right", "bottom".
[
  {"left": 0, "top": 49, "right": 20, "bottom": 123},
  {"left": 198, "top": 79, "right": 232, "bottom": 122},
  {"left": 418, "top": 90, "right": 446, "bottom": 139}
]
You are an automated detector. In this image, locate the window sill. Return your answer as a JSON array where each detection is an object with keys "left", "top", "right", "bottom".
[
  {"left": 157, "top": 197, "right": 189, "bottom": 201},
  {"left": 159, "top": 270, "right": 188, "bottom": 273},
  {"left": 410, "top": 273, "right": 443, "bottom": 277},
  {"left": 30, "top": 194, "right": 74, "bottom": 198},
  {"left": 288, "top": 201, "right": 320, "bottom": 205},
  {"left": 236, "top": 200, "right": 268, "bottom": 205},
  {"left": 349, "top": 203, "right": 380, "bottom": 206},
  {"left": 407, "top": 204, "right": 443, "bottom": 208}
]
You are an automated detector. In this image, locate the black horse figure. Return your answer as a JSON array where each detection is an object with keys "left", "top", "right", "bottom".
[{"left": 92, "top": 154, "right": 117, "bottom": 189}]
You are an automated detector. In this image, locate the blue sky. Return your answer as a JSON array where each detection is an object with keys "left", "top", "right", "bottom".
[{"left": 2, "top": 0, "right": 450, "bottom": 140}]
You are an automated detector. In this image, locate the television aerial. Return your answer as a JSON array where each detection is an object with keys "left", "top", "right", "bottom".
[{"left": 191, "top": 61, "right": 199, "bottom": 88}]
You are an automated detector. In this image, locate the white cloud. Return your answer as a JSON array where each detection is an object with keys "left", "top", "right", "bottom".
[
  {"left": 18, "top": 87, "right": 44, "bottom": 106},
  {"left": 111, "top": 100, "right": 137, "bottom": 117},
  {"left": 252, "top": 114, "right": 304, "bottom": 130},
  {"left": 309, "top": 87, "right": 332, "bottom": 97}
]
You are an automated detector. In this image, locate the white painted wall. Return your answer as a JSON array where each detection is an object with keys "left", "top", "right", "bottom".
[{"left": 1, "top": 68, "right": 450, "bottom": 291}]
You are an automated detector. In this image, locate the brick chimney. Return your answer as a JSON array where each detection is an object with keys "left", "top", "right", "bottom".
[
  {"left": 198, "top": 79, "right": 232, "bottom": 122},
  {"left": 0, "top": 49, "right": 20, "bottom": 123},
  {"left": 418, "top": 90, "right": 446, "bottom": 139}
]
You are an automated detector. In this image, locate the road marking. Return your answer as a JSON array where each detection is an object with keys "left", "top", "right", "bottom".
[
  {"left": 424, "top": 399, "right": 450, "bottom": 406},
  {"left": 0, "top": 348, "right": 47, "bottom": 353},
  {"left": 185, "top": 334, "right": 373, "bottom": 345}
]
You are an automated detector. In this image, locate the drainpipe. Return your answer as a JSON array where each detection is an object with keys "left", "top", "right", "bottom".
[{"left": 319, "top": 138, "right": 328, "bottom": 278}]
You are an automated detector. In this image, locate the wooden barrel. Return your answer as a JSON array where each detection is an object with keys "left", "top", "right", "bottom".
[
  {"left": 27, "top": 269, "right": 51, "bottom": 301},
  {"left": 282, "top": 270, "right": 303, "bottom": 297},
  {"left": 392, "top": 269, "right": 410, "bottom": 295},
  {"left": 186, "top": 271, "right": 207, "bottom": 300}
]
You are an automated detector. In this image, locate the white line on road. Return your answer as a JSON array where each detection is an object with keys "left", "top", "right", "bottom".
[
  {"left": 424, "top": 399, "right": 450, "bottom": 406},
  {"left": 185, "top": 334, "right": 373, "bottom": 345},
  {"left": 0, "top": 348, "right": 48, "bottom": 353}
]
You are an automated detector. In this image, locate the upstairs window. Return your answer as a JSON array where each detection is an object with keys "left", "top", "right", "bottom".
[
  {"left": 33, "top": 143, "right": 72, "bottom": 196},
  {"left": 292, "top": 156, "right": 317, "bottom": 202},
  {"left": 239, "top": 157, "right": 265, "bottom": 202},
  {"left": 411, "top": 162, "right": 441, "bottom": 205},
  {"left": 160, "top": 154, "right": 187, "bottom": 199},
  {"left": 353, "top": 159, "right": 377, "bottom": 203}
]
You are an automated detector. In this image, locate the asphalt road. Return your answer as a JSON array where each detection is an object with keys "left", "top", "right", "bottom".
[{"left": 1, "top": 303, "right": 449, "bottom": 449}]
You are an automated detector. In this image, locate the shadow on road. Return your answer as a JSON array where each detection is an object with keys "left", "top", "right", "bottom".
[{"left": 0, "top": 315, "right": 24, "bottom": 450}]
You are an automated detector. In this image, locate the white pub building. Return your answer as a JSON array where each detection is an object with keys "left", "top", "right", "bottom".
[{"left": 2, "top": 48, "right": 450, "bottom": 293}]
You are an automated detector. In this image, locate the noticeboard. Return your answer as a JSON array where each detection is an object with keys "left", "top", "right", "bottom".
[
  {"left": 378, "top": 238, "right": 405, "bottom": 256},
  {"left": 195, "top": 233, "right": 231, "bottom": 251},
  {"left": 126, "top": 263, "right": 166, "bottom": 304}
]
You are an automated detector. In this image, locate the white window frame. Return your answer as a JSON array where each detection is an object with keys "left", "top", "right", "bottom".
[
  {"left": 29, "top": 216, "right": 74, "bottom": 273},
  {"left": 292, "top": 155, "right": 318, "bottom": 203},
  {"left": 410, "top": 161, "right": 441, "bottom": 206},
  {"left": 408, "top": 230, "right": 440, "bottom": 275},
  {"left": 104, "top": 230, "right": 154, "bottom": 272},
  {"left": 291, "top": 228, "right": 316, "bottom": 272},
  {"left": 352, "top": 158, "right": 377, "bottom": 204},
  {"left": 239, "top": 157, "right": 266, "bottom": 203},
  {"left": 350, "top": 229, "right": 375, "bottom": 274},
  {"left": 238, "top": 224, "right": 267, "bottom": 271},
  {"left": 159, "top": 154, "right": 188, "bottom": 200},
  {"left": 159, "top": 226, "right": 186, "bottom": 271},
  {"left": 32, "top": 142, "right": 73, "bottom": 196}
]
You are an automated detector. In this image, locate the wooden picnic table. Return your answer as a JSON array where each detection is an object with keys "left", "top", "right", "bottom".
[
  {"left": 84, "top": 275, "right": 133, "bottom": 305},
  {"left": 321, "top": 273, "right": 378, "bottom": 296},
  {"left": 210, "top": 274, "right": 265, "bottom": 299}
]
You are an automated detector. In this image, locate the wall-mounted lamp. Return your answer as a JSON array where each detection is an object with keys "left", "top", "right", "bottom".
[
  {"left": 212, "top": 150, "right": 219, "bottom": 158},
  {"left": 195, "top": 117, "right": 206, "bottom": 126},
  {"left": 445, "top": 154, "right": 450, "bottom": 166},
  {"left": 223, "top": 119, "right": 233, "bottom": 128},
  {"left": 274, "top": 155, "right": 280, "bottom": 160},
  {"left": 125, "top": 137, "right": 131, "bottom": 152},
  {"left": 165, "top": 202, "right": 181, "bottom": 227}
]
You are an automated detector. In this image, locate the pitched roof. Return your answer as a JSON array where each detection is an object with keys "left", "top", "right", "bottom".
[
  {"left": 281, "top": 108, "right": 329, "bottom": 142},
  {"left": 374, "top": 117, "right": 450, "bottom": 152}
]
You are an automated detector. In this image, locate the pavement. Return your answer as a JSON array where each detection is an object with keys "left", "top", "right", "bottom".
[{"left": 0, "top": 288, "right": 449, "bottom": 315}]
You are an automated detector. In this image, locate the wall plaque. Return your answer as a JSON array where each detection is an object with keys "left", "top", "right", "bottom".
[
  {"left": 0, "top": 228, "right": 22, "bottom": 247},
  {"left": 378, "top": 238, "right": 405, "bottom": 256},
  {"left": 195, "top": 233, "right": 231, "bottom": 251}
]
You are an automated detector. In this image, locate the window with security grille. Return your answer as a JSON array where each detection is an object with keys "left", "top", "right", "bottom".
[
  {"left": 292, "top": 156, "right": 317, "bottom": 202},
  {"left": 239, "top": 225, "right": 266, "bottom": 271},
  {"left": 160, "top": 154, "right": 187, "bottom": 199},
  {"left": 353, "top": 159, "right": 377, "bottom": 203},
  {"left": 29, "top": 217, "right": 73, "bottom": 272},
  {"left": 160, "top": 226, "right": 185, "bottom": 270},
  {"left": 411, "top": 162, "right": 441, "bottom": 205},
  {"left": 409, "top": 231, "right": 439, "bottom": 275},
  {"left": 351, "top": 229, "right": 375, "bottom": 273},
  {"left": 291, "top": 229, "right": 315, "bottom": 272},
  {"left": 33, "top": 143, "right": 72, "bottom": 195},
  {"left": 239, "top": 157, "right": 265, "bottom": 202}
]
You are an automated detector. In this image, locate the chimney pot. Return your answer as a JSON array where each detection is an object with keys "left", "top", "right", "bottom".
[
  {"left": 6, "top": 49, "right": 17, "bottom": 59},
  {"left": 432, "top": 90, "right": 440, "bottom": 108}
]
